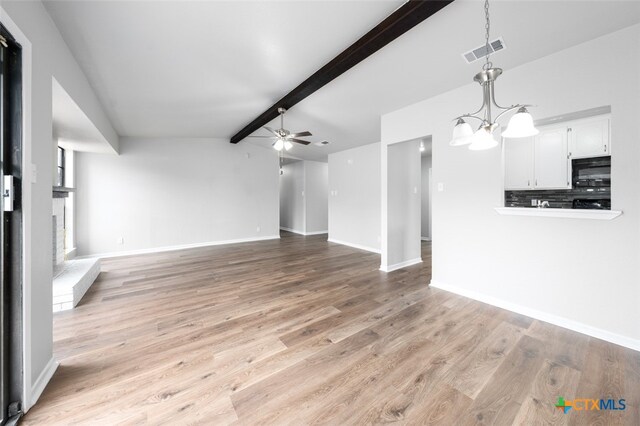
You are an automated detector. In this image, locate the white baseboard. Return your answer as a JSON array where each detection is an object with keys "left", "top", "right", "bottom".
[
  {"left": 78, "top": 235, "right": 280, "bottom": 259},
  {"left": 430, "top": 280, "right": 640, "bottom": 352},
  {"left": 327, "top": 238, "right": 381, "bottom": 254},
  {"left": 420, "top": 237, "right": 431, "bottom": 242},
  {"left": 280, "top": 227, "right": 305, "bottom": 235},
  {"left": 280, "top": 227, "right": 328, "bottom": 236},
  {"left": 29, "top": 357, "right": 59, "bottom": 409},
  {"left": 380, "top": 257, "right": 422, "bottom": 272},
  {"left": 304, "top": 230, "right": 329, "bottom": 236}
]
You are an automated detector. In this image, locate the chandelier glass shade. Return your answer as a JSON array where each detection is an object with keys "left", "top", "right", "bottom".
[
  {"left": 469, "top": 125, "right": 499, "bottom": 151},
  {"left": 449, "top": 119, "right": 474, "bottom": 146},
  {"left": 451, "top": 0, "right": 537, "bottom": 150},
  {"left": 502, "top": 107, "right": 539, "bottom": 138}
]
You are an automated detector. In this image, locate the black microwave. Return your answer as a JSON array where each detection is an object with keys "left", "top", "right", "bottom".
[{"left": 572, "top": 156, "right": 611, "bottom": 188}]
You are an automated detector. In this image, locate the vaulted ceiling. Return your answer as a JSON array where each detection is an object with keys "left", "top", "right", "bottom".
[{"left": 44, "top": 0, "right": 640, "bottom": 161}]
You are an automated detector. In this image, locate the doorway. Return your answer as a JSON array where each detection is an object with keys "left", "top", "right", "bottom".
[
  {"left": 382, "top": 135, "right": 433, "bottom": 274},
  {"left": 1, "top": 22, "right": 24, "bottom": 424}
]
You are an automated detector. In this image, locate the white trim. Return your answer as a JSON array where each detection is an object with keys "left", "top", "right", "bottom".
[
  {"left": 29, "top": 357, "right": 58, "bottom": 408},
  {"left": 280, "top": 227, "right": 327, "bottom": 236},
  {"left": 280, "top": 227, "right": 305, "bottom": 235},
  {"left": 495, "top": 207, "right": 622, "bottom": 220},
  {"left": 430, "top": 280, "right": 640, "bottom": 352},
  {"left": 78, "top": 235, "right": 280, "bottom": 259},
  {"left": 328, "top": 238, "right": 381, "bottom": 254},
  {"left": 380, "top": 257, "right": 422, "bottom": 272},
  {"left": 304, "top": 230, "right": 328, "bottom": 236},
  {"left": 420, "top": 237, "right": 432, "bottom": 242},
  {"left": 65, "top": 247, "right": 77, "bottom": 260},
  {"left": 1, "top": 7, "right": 34, "bottom": 411}
]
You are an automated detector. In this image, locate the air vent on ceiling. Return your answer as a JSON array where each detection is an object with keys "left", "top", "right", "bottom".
[
  {"left": 315, "top": 141, "right": 330, "bottom": 147},
  {"left": 462, "top": 37, "right": 506, "bottom": 64}
]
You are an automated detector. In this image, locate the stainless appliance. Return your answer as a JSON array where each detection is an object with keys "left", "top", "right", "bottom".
[{"left": 572, "top": 156, "right": 611, "bottom": 188}]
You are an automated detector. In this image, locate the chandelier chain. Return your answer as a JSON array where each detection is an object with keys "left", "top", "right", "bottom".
[{"left": 483, "top": 0, "right": 492, "bottom": 70}]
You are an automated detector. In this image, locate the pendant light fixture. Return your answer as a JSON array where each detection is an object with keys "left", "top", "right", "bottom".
[{"left": 450, "top": 0, "right": 538, "bottom": 150}]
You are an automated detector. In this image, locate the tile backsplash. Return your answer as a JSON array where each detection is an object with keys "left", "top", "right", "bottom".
[{"left": 505, "top": 188, "right": 610, "bottom": 209}]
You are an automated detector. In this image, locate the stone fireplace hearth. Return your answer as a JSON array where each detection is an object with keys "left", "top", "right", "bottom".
[
  {"left": 52, "top": 190, "right": 100, "bottom": 312},
  {"left": 53, "top": 197, "right": 65, "bottom": 266}
]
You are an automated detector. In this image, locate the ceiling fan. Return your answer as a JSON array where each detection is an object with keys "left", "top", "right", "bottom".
[{"left": 247, "top": 107, "right": 312, "bottom": 151}]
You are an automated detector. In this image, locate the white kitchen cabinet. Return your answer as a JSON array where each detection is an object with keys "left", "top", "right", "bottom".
[
  {"left": 534, "top": 127, "right": 571, "bottom": 189},
  {"left": 504, "top": 114, "right": 609, "bottom": 191},
  {"left": 504, "top": 136, "right": 534, "bottom": 190},
  {"left": 569, "top": 117, "right": 610, "bottom": 159}
]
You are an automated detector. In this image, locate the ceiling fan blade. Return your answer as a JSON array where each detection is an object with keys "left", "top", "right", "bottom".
[
  {"left": 289, "top": 138, "right": 311, "bottom": 145},
  {"left": 263, "top": 126, "right": 279, "bottom": 136},
  {"left": 246, "top": 135, "right": 276, "bottom": 138},
  {"left": 288, "top": 131, "right": 312, "bottom": 138}
]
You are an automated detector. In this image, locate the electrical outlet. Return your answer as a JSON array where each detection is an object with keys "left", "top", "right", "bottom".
[
  {"left": 117, "top": 237, "right": 124, "bottom": 245},
  {"left": 531, "top": 199, "right": 537, "bottom": 207},
  {"left": 413, "top": 186, "right": 418, "bottom": 194},
  {"left": 437, "top": 183, "right": 444, "bottom": 192},
  {"left": 31, "top": 164, "right": 38, "bottom": 183},
  {"left": 256, "top": 226, "right": 260, "bottom": 233}
]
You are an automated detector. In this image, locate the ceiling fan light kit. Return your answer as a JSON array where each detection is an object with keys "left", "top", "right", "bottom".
[
  {"left": 450, "top": 0, "right": 538, "bottom": 150},
  {"left": 248, "top": 107, "right": 313, "bottom": 152}
]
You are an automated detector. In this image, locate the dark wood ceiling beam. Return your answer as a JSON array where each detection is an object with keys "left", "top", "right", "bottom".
[{"left": 230, "top": 0, "right": 454, "bottom": 144}]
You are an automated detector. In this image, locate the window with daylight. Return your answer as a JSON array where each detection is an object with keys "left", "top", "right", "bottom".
[{"left": 57, "top": 146, "right": 65, "bottom": 187}]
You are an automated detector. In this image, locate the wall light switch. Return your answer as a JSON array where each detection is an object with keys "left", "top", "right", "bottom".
[
  {"left": 256, "top": 226, "right": 261, "bottom": 233},
  {"left": 413, "top": 186, "right": 418, "bottom": 194},
  {"left": 347, "top": 159, "right": 353, "bottom": 165},
  {"left": 31, "top": 164, "right": 37, "bottom": 183},
  {"left": 437, "top": 182, "right": 444, "bottom": 192}
]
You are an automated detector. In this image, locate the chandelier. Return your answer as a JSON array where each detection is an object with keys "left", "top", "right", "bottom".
[{"left": 450, "top": 0, "right": 538, "bottom": 150}]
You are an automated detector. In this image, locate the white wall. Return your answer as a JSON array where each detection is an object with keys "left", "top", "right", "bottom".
[
  {"left": 381, "top": 24, "right": 640, "bottom": 349},
  {"left": 1, "top": 1, "right": 119, "bottom": 407},
  {"left": 421, "top": 154, "right": 432, "bottom": 240},
  {"left": 386, "top": 140, "right": 421, "bottom": 269},
  {"left": 304, "top": 161, "right": 328, "bottom": 234},
  {"left": 76, "top": 138, "right": 279, "bottom": 256},
  {"left": 328, "top": 143, "right": 381, "bottom": 253},
  {"left": 280, "top": 161, "right": 305, "bottom": 233}
]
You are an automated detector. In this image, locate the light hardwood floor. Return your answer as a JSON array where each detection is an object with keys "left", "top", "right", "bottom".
[{"left": 23, "top": 232, "right": 639, "bottom": 425}]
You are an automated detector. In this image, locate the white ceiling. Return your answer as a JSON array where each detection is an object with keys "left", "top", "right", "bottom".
[
  {"left": 53, "top": 78, "right": 116, "bottom": 154},
  {"left": 44, "top": 0, "right": 640, "bottom": 161}
]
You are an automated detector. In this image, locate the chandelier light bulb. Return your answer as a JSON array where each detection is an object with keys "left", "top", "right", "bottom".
[{"left": 284, "top": 140, "right": 293, "bottom": 151}]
